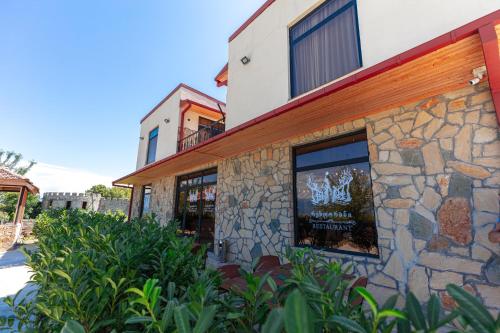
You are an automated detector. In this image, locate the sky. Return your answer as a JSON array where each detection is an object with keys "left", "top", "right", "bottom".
[{"left": 0, "top": 0, "right": 264, "bottom": 193}]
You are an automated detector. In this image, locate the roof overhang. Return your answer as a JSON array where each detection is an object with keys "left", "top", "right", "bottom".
[
  {"left": 215, "top": 63, "right": 229, "bottom": 87},
  {"left": 114, "top": 11, "right": 500, "bottom": 187},
  {"left": 181, "top": 99, "right": 225, "bottom": 118},
  {"left": 0, "top": 179, "right": 39, "bottom": 194}
]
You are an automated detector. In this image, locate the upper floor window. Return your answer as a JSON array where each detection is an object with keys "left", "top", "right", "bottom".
[
  {"left": 290, "top": 0, "right": 362, "bottom": 98},
  {"left": 146, "top": 127, "right": 159, "bottom": 165}
]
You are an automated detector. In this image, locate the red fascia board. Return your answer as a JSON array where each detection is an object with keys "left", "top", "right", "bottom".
[
  {"left": 215, "top": 63, "right": 229, "bottom": 87},
  {"left": 182, "top": 99, "right": 227, "bottom": 116},
  {"left": 140, "top": 83, "right": 226, "bottom": 124},
  {"left": 229, "top": 0, "right": 276, "bottom": 42},
  {"left": 114, "top": 10, "right": 500, "bottom": 186},
  {"left": 478, "top": 21, "right": 500, "bottom": 124}
]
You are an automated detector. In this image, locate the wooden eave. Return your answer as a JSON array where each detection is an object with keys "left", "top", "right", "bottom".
[
  {"left": 114, "top": 12, "right": 500, "bottom": 187},
  {"left": 0, "top": 179, "right": 39, "bottom": 194}
]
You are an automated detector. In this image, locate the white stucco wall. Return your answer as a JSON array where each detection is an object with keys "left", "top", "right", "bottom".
[
  {"left": 136, "top": 86, "right": 227, "bottom": 169},
  {"left": 225, "top": 0, "right": 500, "bottom": 129}
]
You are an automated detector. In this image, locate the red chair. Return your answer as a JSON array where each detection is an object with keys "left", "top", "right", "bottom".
[{"left": 218, "top": 264, "right": 241, "bottom": 279}]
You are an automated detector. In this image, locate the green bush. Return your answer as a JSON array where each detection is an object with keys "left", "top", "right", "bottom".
[
  {"left": 1, "top": 211, "right": 498, "bottom": 333},
  {"left": 1, "top": 210, "right": 207, "bottom": 332}
]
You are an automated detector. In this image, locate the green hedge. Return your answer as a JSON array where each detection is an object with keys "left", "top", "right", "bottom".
[{"left": 1, "top": 210, "right": 498, "bottom": 333}]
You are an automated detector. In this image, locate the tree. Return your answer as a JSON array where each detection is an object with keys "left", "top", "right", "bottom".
[
  {"left": 86, "top": 184, "right": 131, "bottom": 199},
  {"left": 0, "top": 150, "right": 36, "bottom": 175},
  {"left": 0, "top": 149, "right": 39, "bottom": 222},
  {"left": 0, "top": 193, "right": 41, "bottom": 221}
]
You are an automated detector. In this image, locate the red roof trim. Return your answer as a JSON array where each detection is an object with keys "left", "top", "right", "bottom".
[
  {"left": 229, "top": 0, "right": 276, "bottom": 42},
  {"left": 215, "top": 63, "right": 229, "bottom": 87},
  {"left": 182, "top": 99, "right": 226, "bottom": 116},
  {"left": 114, "top": 10, "right": 500, "bottom": 186},
  {"left": 140, "top": 83, "right": 226, "bottom": 124}
]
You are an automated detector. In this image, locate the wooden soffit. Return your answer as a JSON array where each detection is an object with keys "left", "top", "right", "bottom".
[{"left": 115, "top": 33, "right": 486, "bottom": 186}]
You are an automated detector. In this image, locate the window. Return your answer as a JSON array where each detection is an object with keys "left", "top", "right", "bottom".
[
  {"left": 82, "top": 201, "right": 88, "bottom": 209},
  {"left": 140, "top": 185, "right": 152, "bottom": 217},
  {"left": 175, "top": 168, "right": 217, "bottom": 250},
  {"left": 290, "top": 0, "right": 362, "bottom": 97},
  {"left": 48, "top": 200, "right": 53, "bottom": 208},
  {"left": 293, "top": 131, "right": 378, "bottom": 257},
  {"left": 146, "top": 127, "right": 159, "bottom": 165},
  {"left": 65, "top": 201, "right": 72, "bottom": 209}
]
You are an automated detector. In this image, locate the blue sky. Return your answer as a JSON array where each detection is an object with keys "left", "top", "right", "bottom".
[{"left": 0, "top": 0, "right": 263, "bottom": 192}]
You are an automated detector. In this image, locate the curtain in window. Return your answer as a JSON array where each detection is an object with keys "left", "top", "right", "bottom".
[{"left": 290, "top": 0, "right": 361, "bottom": 97}]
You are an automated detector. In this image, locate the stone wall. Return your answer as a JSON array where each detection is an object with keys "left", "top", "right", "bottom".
[
  {"left": 42, "top": 192, "right": 130, "bottom": 215},
  {"left": 131, "top": 83, "right": 499, "bottom": 312}
]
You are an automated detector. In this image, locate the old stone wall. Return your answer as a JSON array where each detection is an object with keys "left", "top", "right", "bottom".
[
  {"left": 42, "top": 192, "right": 129, "bottom": 215},
  {"left": 131, "top": 83, "right": 499, "bottom": 312},
  {"left": 97, "top": 198, "right": 129, "bottom": 214}
]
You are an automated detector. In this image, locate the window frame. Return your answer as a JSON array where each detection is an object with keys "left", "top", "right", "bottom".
[
  {"left": 289, "top": 0, "right": 363, "bottom": 99},
  {"left": 139, "top": 184, "right": 152, "bottom": 218},
  {"left": 292, "top": 130, "right": 379, "bottom": 258},
  {"left": 145, "top": 127, "right": 159, "bottom": 165}
]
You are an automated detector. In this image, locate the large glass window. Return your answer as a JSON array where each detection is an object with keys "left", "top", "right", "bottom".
[
  {"left": 293, "top": 131, "right": 378, "bottom": 257},
  {"left": 290, "top": 0, "right": 362, "bottom": 98},
  {"left": 140, "top": 185, "right": 152, "bottom": 217},
  {"left": 146, "top": 127, "right": 159, "bottom": 165},
  {"left": 175, "top": 168, "right": 217, "bottom": 250}
]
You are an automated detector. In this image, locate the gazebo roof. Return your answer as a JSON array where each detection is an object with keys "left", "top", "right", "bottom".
[{"left": 0, "top": 167, "right": 39, "bottom": 194}]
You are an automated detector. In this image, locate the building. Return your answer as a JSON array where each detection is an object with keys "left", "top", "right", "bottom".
[
  {"left": 114, "top": 1, "right": 500, "bottom": 310},
  {"left": 41, "top": 192, "right": 129, "bottom": 215}
]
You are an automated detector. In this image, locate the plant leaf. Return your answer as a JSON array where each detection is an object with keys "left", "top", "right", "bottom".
[
  {"left": 174, "top": 305, "right": 192, "bottom": 333},
  {"left": 330, "top": 315, "right": 366, "bottom": 333},
  {"left": 193, "top": 305, "right": 217, "bottom": 333},
  {"left": 405, "top": 292, "right": 427, "bottom": 331},
  {"left": 284, "top": 289, "right": 314, "bottom": 333},
  {"left": 60, "top": 320, "right": 86, "bottom": 333},
  {"left": 355, "top": 287, "right": 378, "bottom": 316},
  {"left": 262, "top": 308, "right": 284, "bottom": 333}
]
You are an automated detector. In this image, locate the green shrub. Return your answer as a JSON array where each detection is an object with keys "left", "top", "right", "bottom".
[
  {"left": 1, "top": 211, "right": 498, "bottom": 333},
  {"left": 2, "top": 210, "right": 206, "bottom": 332}
]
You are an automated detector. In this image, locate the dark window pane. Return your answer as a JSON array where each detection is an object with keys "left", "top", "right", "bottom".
[
  {"left": 146, "top": 133, "right": 158, "bottom": 165},
  {"left": 203, "top": 172, "right": 217, "bottom": 184},
  {"left": 290, "top": 0, "right": 361, "bottom": 97},
  {"left": 296, "top": 140, "right": 368, "bottom": 168},
  {"left": 141, "top": 186, "right": 152, "bottom": 217},
  {"left": 294, "top": 134, "right": 378, "bottom": 257}
]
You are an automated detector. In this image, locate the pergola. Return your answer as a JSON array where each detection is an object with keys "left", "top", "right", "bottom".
[{"left": 0, "top": 167, "right": 39, "bottom": 224}]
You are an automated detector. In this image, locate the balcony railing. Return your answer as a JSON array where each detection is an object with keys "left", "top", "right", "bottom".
[{"left": 177, "top": 118, "right": 225, "bottom": 152}]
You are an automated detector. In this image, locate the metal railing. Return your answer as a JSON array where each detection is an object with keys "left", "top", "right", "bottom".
[{"left": 177, "top": 118, "right": 225, "bottom": 152}]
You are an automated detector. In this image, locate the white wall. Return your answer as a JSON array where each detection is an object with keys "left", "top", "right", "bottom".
[
  {"left": 136, "top": 86, "right": 227, "bottom": 169},
  {"left": 136, "top": 90, "right": 181, "bottom": 169},
  {"left": 226, "top": 0, "right": 500, "bottom": 129}
]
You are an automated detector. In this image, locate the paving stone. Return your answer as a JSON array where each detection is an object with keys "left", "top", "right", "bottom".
[
  {"left": 414, "top": 111, "right": 433, "bottom": 128},
  {"left": 423, "top": 118, "right": 444, "bottom": 140},
  {"left": 384, "top": 199, "right": 415, "bottom": 209},
  {"left": 400, "top": 185, "right": 420, "bottom": 200},
  {"left": 418, "top": 252, "right": 483, "bottom": 275},
  {"left": 409, "top": 266, "right": 430, "bottom": 301},
  {"left": 473, "top": 127, "right": 497, "bottom": 144},
  {"left": 435, "top": 124, "right": 460, "bottom": 138},
  {"left": 429, "top": 103, "right": 446, "bottom": 118},
  {"left": 448, "top": 97, "right": 467, "bottom": 112},
  {"left": 409, "top": 211, "right": 434, "bottom": 240},
  {"left": 448, "top": 173, "right": 472, "bottom": 198},
  {"left": 430, "top": 271, "right": 463, "bottom": 289},
  {"left": 373, "top": 163, "right": 421, "bottom": 175},
  {"left": 447, "top": 112, "right": 464, "bottom": 125},
  {"left": 438, "top": 197, "right": 472, "bottom": 245},
  {"left": 400, "top": 150, "right": 424, "bottom": 166},
  {"left": 250, "top": 243, "right": 262, "bottom": 259},
  {"left": 447, "top": 161, "right": 491, "bottom": 179},
  {"left": 473, "top": 188, "right": 499, "bottom": 213},
  {"left": 454, "top": 125, "right": 472, "bottom": 162},
  {"left": 422, "top": 142, "right": 444, "bottom": 175},
  {"left": 485, "top": 256, "right": 500, "bottom": 285},
  {"left": 396, "top": 138, "right": 424, "bottom": 149},
  {"left": 422, "top": 187, "right": 442, "bottom": 212},
  {"left": 473, "top": 157, "right": 500, "bottom": 168},
  {"left": 483, "top": 141, "right": 500, "bottom": 157},
  {"left": 476, "top": 284, "right": 500, "bottom": 309},
  {"left": 428, "top": 235, "right": 450, "bottom": 252}
]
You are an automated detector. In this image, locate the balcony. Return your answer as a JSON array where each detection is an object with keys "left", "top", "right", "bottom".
[{"left": 177, "top": 118, "right": 225, "bottom": 152}]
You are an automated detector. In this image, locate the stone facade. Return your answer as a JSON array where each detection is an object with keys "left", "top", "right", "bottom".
[
  {"left": 42, "top": 192, "right": 130, "bottom": 215},
  {"left": 131, "top": 83, "right": 499, "bottom": 312}
]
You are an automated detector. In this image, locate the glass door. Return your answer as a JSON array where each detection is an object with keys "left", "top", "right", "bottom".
[{"left": 175, "top": 168, "right": 217, "bottom": 251}]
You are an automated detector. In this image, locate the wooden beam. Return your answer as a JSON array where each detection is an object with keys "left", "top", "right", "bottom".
[{"left": 13, "top": 186, "right": 28, "bottom": 224}]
